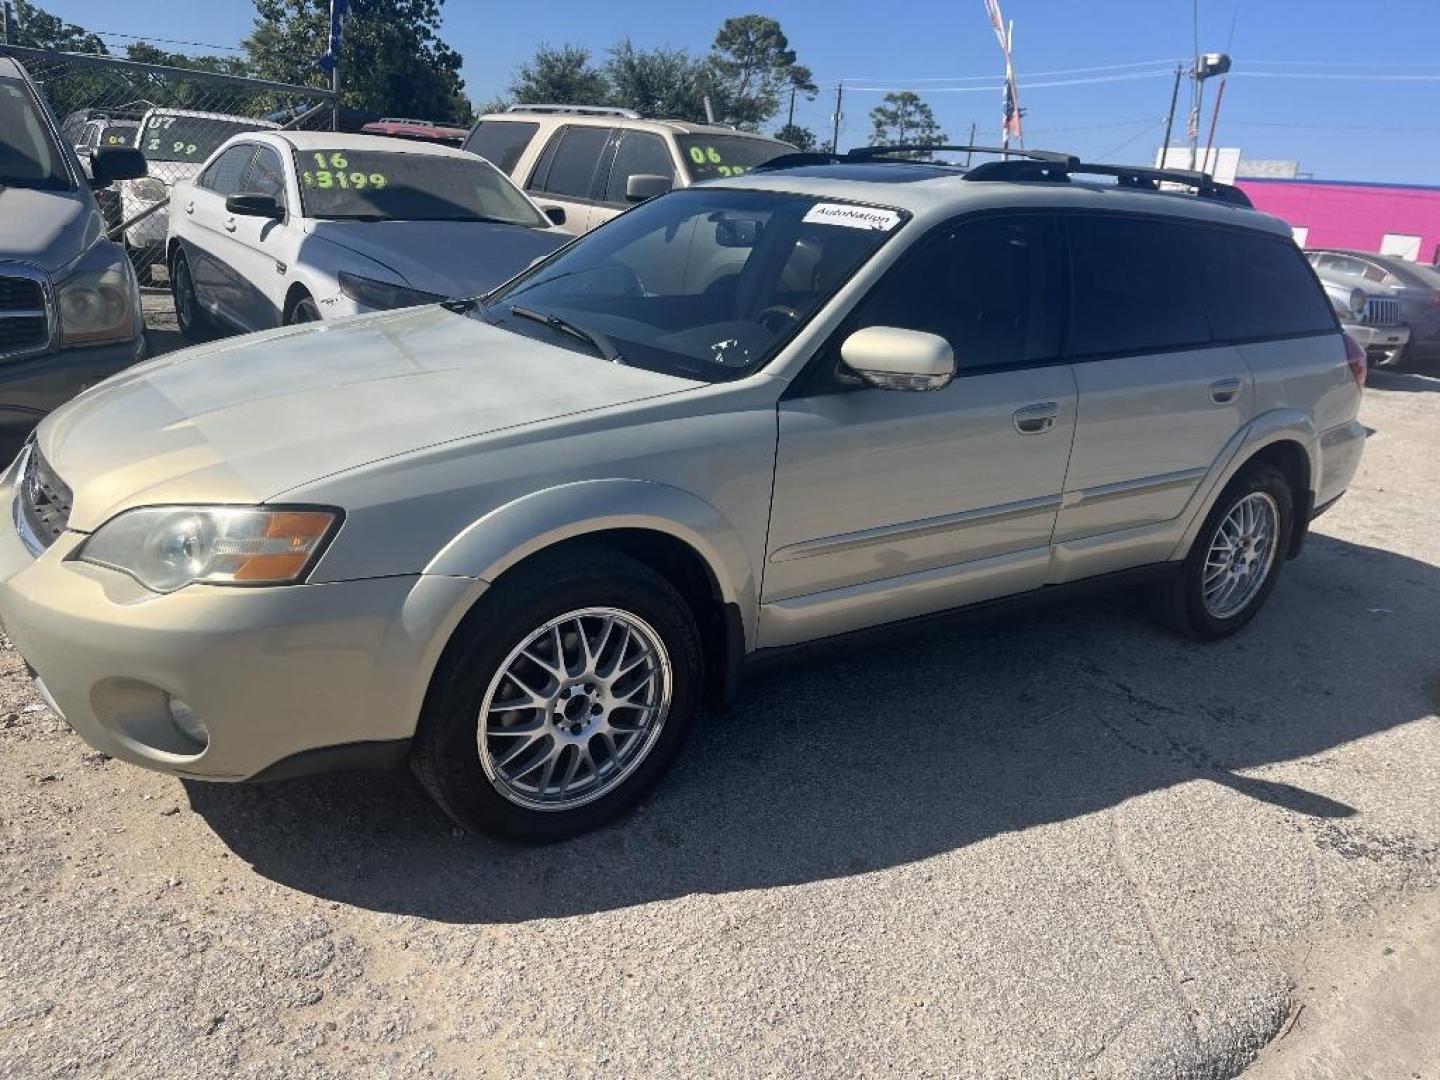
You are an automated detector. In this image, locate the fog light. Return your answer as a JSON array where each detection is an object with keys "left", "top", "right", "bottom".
[{"left": 167, "top": 696, "right": 209, "bottom": 751}]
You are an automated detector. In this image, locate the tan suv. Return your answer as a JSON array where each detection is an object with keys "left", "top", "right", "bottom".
[{"left": 461, "top": 104, "right": 793, "bottom": 233}]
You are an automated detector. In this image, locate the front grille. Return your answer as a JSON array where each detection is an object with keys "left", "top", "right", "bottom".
[
  {"left": 14, "top": 447, "right": 72, "bottom": 553},
  {"left": 1362, "top": 296, "right": 1401, "bottom": 327},
  {"left": 0, "top": 273, "right": 50, "bottom": 359}
]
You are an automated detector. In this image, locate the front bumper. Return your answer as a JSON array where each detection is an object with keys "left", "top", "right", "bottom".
[
  {"left": 1343, "top": 321, "right": 1410, "bottom": 358},
  {"left": 0, "top": 470, "right": 481, "bottom": 780},
  {"left": 0, "top": 336, "right": 146, "bottom": 462}
]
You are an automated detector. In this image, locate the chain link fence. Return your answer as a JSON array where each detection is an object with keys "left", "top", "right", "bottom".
[{"left": 3, "top": 44, "right": 334, "bottom": 288}]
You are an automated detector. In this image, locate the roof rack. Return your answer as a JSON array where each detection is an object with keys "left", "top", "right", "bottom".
[
  {"left": 752, "top": 142, "right": 1252, "bottom": 208},
  {"left": 963, "top": 157, "right": 1253, "bottom": 207},
  {"left": 505, "top": 103, "right": 643, "bottom": 119}
]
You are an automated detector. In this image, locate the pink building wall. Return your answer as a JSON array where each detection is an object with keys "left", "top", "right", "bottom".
[{"left": 1235, "top": 178, "right": 1440, "bottom": 263}]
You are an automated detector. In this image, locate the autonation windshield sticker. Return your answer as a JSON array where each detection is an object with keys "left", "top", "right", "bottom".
[{"left": 802, "top": 203, "right": 902, "bottom": 231}]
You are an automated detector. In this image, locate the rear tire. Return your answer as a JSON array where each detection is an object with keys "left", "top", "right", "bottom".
[
  {"left": 1154, "top": 463, "right": 1293, "bottom": 640},
  {"left": 170, "top": 250, "right": 212, "bottom": 341},
  {"left": 411, "top": 550, "right": 703, "bottom": 842},
  {"left": 285, "top": 292, "right": 321, "bottom": 324}
]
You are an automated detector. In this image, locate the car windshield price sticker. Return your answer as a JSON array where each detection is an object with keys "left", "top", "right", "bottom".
[
  {"left": 688, "top": 145, "right": 750, "bottom": 177},
  {"left": 802, "top": 203, "right": 903, "bottom": 231},
  {"left": 302, "top": 152, "right": 389, "bottom": 191}
]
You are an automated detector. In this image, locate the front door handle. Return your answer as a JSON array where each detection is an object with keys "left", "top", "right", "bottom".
[
  {"left": 224, "top": 218, "right": 237, "bottom": 233},
  {"left": 1014, "top": 401, "right": 1059, "bottom": 435},
  {"left": 184, "top": 201, "right": 194, "bottom": 215},
  {"left": 1210, "top": 377, "right": 1242, "bottom": 404}
]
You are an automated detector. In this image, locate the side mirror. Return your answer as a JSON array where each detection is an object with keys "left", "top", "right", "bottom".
[
  {"left": 89, "top": 146, "right": 148, "bottom": 187},
  {"left": 226, "top": 193, "right": 285, "bottom": 220},
  {"left": 715, "top": 217, "right": 762, "bottom": 248},
  {"left": 625, "top": 173, "right": 672, "bottom": 203},
  {"left": 543, "top": 205, "right": 567, "bottom": 226},
  {"left": 840, "top": 326, "right": 954, "bottom": 391}
]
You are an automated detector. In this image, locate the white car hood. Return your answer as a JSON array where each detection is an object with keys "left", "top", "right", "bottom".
[
  {"left": 309, "top": 219, "right": 568, "bottom": 298},
  {"left": 0, "top": 185, "right": 103, "bottom": 274},
  {"left": 39, "top": 305, "right": 701, "bottom": 530}
]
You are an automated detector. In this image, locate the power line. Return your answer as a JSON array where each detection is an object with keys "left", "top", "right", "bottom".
[
  {"left": 1236, "top": 70, "right": 1440, "bottom": 82},
  {"left": 90, "top": 29, "right": 246, "bottom": 54},
  {"left": 835, "top": 57, "right": 1185, "bottom": 84},
  {"left": 1095, "top": 117, "right": 1164, "bottom": 161},
  {"left": 845, "top": 69, "right": 1175, "bottom": 93}
]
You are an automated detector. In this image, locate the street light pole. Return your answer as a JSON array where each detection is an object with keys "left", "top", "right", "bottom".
[
  {"left": 1160, "top": 64, "right": 1182, "bottom": 168},
  {"left": 830, "top": 82, "right": 844, "bottom": 154}
]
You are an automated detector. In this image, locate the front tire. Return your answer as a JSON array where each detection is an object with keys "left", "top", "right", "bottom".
[
  {"left": 170, "top": 250, "right": 211, "bottom": 341},
  {"left": 1155, "top": 463, "right": 1293, "bottom": 640},
  {"left": 411, "top": 550, "right": 703, "bottom": 842},
  {"left": 285, "top": 292, "right": 321, "bottom": 324}
]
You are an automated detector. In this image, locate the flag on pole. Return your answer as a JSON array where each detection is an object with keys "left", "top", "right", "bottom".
[
  {"left": 983, "top": 0, "right": 1023, "bottom": 144},
  {"left": 316, "top": 0, "right": 350, "bottom": 73}
]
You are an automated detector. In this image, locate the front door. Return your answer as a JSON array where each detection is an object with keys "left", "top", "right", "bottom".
[
  {"left": 762, "top": 214, "right": 1078, "bottom": 647},
  {"left": 227, "top": 145, "right": 294, "bottom": 329},
  {"left": 184, "top": 143, "right": 258, "bottom": 326}
]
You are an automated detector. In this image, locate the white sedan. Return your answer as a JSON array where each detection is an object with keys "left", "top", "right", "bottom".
[{"left": 166, "top": 132, "right": 570, "bottom": 336}]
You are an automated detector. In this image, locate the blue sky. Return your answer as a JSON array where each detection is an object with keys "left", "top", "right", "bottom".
[{"left": 38, "top": 0, "right": 1440, "bottom": 184}]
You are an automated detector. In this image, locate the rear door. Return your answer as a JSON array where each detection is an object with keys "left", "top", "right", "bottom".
[
  {"left": 461, "top": 119, "right": 540, "bottom": 179},
  {"left": 1054, "top": 214, "right": 1252, "bottom": 576},
  {"left": 523, "top": 124, "right": 614, "bottom": 233},
  {"left": 182, "top": 143, "right": 257, "bottom": 325}
]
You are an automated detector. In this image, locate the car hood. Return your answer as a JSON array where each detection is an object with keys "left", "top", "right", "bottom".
[
  {"left": 308, "top": 220, "right": 568, "bottom": 298},
  {"left": 38, "top": 305, "right": 701, "bottom": 531},
  {"left": 0, "top": 185, "right": 103, "bottom": 274}
]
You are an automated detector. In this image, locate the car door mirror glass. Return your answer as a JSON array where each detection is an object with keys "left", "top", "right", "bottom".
[
  {"left": 625, "top": 173, "right": 672, "bottom": 203},
  {"left": 840, "top": 326, "right": 955, "bottom": 391},
  {"left": 543, "top": 205, "right": 567, "bottom": 226},
  {"left": 226, "top": 193, "right": 284, "bottom": 219},
  {"left": 714, "top": 215, "right": 762, "bottom": 248}
]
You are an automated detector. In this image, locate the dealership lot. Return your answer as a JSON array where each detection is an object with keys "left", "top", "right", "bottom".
[{"left": 1, "top": 370, "right": 1435, "bottom": 1079}]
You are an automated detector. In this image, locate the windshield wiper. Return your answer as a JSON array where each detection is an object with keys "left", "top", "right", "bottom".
[{"left": 508, "top": 305, "right": 625, "bottom": 364}]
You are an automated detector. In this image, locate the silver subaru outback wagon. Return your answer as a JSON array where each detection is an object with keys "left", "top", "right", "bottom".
[{"left": 0, "top": 146, "right": 1367, "bottom": 840}]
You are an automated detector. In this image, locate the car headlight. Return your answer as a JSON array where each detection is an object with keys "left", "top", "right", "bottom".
[
  {"left": 56, "top": 243, "right": 140, "bottom": 348},
  {"left": 78, "top": 506, "right": 340, "bottom": 593},
  {"left": 129, "top": 177, "right": 167, "bottom": 201},
  {"left": 338, "top": 271, "right": 445, "bottom": 311},
  {"left": 1349, "top": 288, "right": 1367, "bottom": 318}
]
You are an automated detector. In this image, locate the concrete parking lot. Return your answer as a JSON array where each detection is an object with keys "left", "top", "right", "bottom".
[{"left": 1, "top": 327, "right": 1437, "bottom": 1077}]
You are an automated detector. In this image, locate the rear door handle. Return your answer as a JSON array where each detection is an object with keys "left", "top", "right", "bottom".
[
  {"left": 1014, "top": 401, "right": 1059, "bottom": 435},
  {"left": 1210, "top": 377, "right": 1242, "bottom": 404}
]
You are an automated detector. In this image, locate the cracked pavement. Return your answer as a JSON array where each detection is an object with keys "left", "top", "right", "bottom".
[{"left": 1, "top": 365, "right": 1438, "bottom": 1078}]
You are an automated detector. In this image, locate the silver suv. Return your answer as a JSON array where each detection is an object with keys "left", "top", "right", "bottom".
[
  {"left": 462, "top": 104, "right": 793, "bottom": 234},
  {"left": 0, "top": 146, "right": 1367, "bottom": 841}
]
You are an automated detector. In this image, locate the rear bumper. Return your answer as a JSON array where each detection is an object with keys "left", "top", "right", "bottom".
[{"left": 1316, "top": 418, "right": 1367, "bottom": 509}]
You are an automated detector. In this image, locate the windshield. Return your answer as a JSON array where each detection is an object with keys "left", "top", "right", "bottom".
[
  {"left": 676, "top": 134, "right": 790, "bottom": 181},
  {"left": 142, "top": 114, "right": 270, "bottom": 163},
  {"left": 483, "top": 188, "right": 906, "bottom": 381},
  {"left": 294, "top": 149, "right": 549, "bottom": 225},
  {"left": 0, "top": 77, "right": 71, "bottom": 190}
]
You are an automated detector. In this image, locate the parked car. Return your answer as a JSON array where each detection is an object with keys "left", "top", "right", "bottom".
[
  {"left": 360, "top": 117, "right": 469, "bottom": 146},
  {"left": 0, "top": 148, "right": 1367, "bottom": 841},
  {"left": 1306, "top": 248, "right": 1440, "bottom": 369},
  {"left": 0, "top": 56, "right": 148, "bottom": 460},
  {"left": 166, "top": 132, "right": 569, "bottom": 336},
  {"left": 120, "top": 108, "right": 280, "bottom": 263},
  {"left": 68, "top": 115, "right": 140, "bottom": 235},
  {"left": 462, "top": 103, "right": 794, "bottom": 234}
]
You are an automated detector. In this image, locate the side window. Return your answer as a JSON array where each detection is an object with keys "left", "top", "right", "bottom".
[
  {"left": 847, "top": 215, "right": 1062, "bottom": 372},
  {"left": 528, "top": 125, "right": 611, "bottom": 199},
  {"left": 1067, "top": 215, "right": 1210, "bottom": 356},
  {"left": 240, "top": 146, "right": 286, "bottom": 203},
  {"left": 199, "top": 145, "right": 256, "bottom": 196},
  {"left": 463, "top": 120, "right": 539, "bottom": 175},
  {"left": 1189, "top": 228, "right": 1338, "bottom": 340},
  {"left": 603, "top": 131, "right": 675, "bottom": 205}
]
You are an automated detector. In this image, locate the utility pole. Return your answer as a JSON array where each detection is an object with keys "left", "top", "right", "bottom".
[
  {"left": 830, "top": 82, "right": 844, "bottom": 154},
  {"left": 3, "top": 2, "right": 16, "bottom": 47},
  {"left": 1160, "top": 64, "right": 1182, "bottom": 169},
  {"left": 966, "top": 122, "right": 976, "bottom": 165},
  {"left": 786, "top": 85, "right": 796, "bottom": 131},
  {"left": 1201, "top": 76, "right": 1228, "bottom": 174}
]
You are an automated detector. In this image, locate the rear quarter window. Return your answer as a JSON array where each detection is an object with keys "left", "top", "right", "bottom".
[
  {"left": 462, "top": 120, "right": 539, "bottom": 175},
  {"left": 1190, "top": 229, "right": 1338, "bottom": 340}
]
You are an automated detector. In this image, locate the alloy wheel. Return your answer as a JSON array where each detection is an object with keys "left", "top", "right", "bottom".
[
  {"left": 1202, "top": 491, "right": 1279, "bottom": 619},
  {"left": 477, "top": 607, "right": 673, "bottom": 811}
]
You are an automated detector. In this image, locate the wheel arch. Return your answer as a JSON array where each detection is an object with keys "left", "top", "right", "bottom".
[{"left": 282, "top": 282, "right": 314, "bottom": 321}]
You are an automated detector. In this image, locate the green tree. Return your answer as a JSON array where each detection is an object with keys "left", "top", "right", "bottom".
[
  {"left": 604, "top": 40, "right": 710, "bottom": 121},
  {"left": 773, "top": 123, "right": 815, "bottom": 151},
  {"left": 509, "top": 44, "right": 609, "bottom": 106},
  {"left": 869, "top": 90, "right": 946, "bottom": 157},
  {"left": 122, "top": 43, "right": 259, "bottom": 114},
  {"left": 708, "top": 14, "right": 810, "bottom": 128},
  {"left": 245, "top": 0, "right": 469, "bottom": 122},
  {"left": 10, "top": 0, "right": 107, "bottom": 52}
]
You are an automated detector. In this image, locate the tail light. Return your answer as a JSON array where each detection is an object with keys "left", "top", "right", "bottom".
[{"left": 1342, "top": 331, "right": 1367, "bottom": 388}]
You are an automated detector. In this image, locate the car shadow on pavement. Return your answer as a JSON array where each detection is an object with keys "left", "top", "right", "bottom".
[
  {"left": 186, "top": 534, "right": 1439, "bottom": 924},
  {"left": 1367, "top": 369, "right": 1440, "bottom": 393}
]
